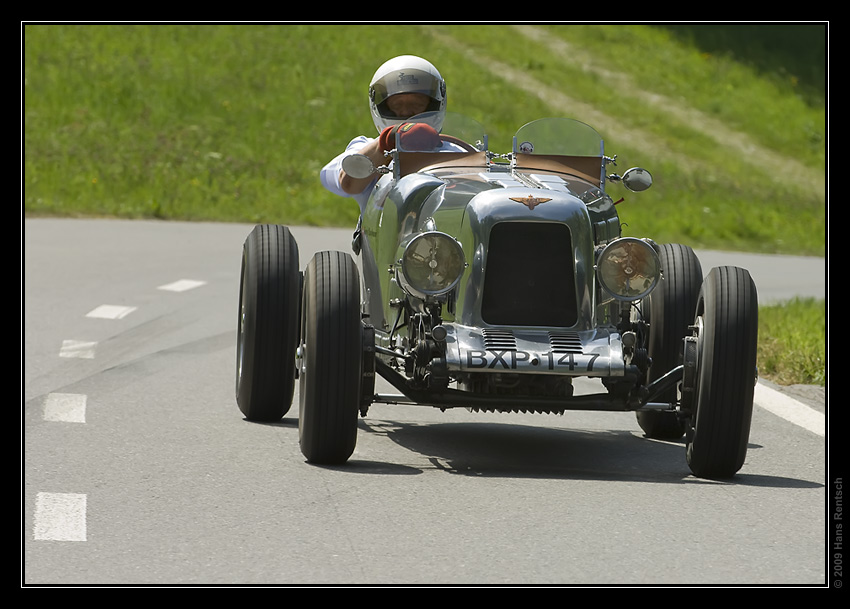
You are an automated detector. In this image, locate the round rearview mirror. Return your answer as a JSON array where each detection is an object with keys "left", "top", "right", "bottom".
[
  {"left": 622, "top": 167, "right": 652, "bottom": 192},
  {"left": 341, "top": 154, "right": 377, "bottom": 179}
]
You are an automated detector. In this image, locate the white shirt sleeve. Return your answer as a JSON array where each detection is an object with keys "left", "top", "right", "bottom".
[
  {"left": 320, "top": 135, "right": 469, "bottom": 216},
  {"left": 320, "top": 135, "right": 375, "bottom": 196},
  {"left": 320, "top": 135, "right": 381, "bottom": 216}
]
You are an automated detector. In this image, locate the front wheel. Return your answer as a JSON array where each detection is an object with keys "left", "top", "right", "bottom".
[
  {"left": 236, "top": 224, "right": 300, "bottom": 421},
  {"left": 637, "top": 243, "right": 703, "bottom": 439},
  {"left": 685, "top": 266, "right": 758, "bottom": 479},
  {"left": 298, "top": 251, "right": 363, "bottom": 464}
]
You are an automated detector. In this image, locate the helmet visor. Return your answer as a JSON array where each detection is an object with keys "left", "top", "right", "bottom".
[{"left": 370, "top": 68, "right": 444, "bottom": 116}]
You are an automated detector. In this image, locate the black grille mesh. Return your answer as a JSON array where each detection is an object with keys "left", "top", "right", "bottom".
[{"left": 481, "top": 223, "right": 577, "bottom": 327}]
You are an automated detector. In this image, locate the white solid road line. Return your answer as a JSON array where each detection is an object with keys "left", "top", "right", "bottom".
[{"left": 754, "top": 382, "right": 825, "bottom": 437}]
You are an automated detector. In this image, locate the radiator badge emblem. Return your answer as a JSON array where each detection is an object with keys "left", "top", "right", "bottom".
[{"left": 509, "top": 195, "right": 552, "bottom": 210}]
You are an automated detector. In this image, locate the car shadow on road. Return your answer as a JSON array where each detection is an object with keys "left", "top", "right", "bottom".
[{"left": 340, "top": 418, "right": 822, "bottom": 489}]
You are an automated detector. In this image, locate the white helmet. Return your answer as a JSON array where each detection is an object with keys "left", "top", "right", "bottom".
[{"left": 369, "top": 55, "right": 447, "bottom": 133}]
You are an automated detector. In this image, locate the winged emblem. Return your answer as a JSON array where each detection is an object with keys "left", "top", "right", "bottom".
[{"left": 509, "top": 195, "right": 553, "bottom": 210}]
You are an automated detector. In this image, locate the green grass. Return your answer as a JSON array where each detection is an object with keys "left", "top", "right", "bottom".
[
  {"left": 22, "top": 23, "right": 827, "bottom": 385},
  {"left": 758, "top": 298, "right": 826, "bottom": 386}
]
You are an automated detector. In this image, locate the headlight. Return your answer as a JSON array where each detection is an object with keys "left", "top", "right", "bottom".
[
  {"left": 398, "top": 232, "right": 465, "bottom": 299},
  {"left": 596, "top": 237, "right": 660, "bottom": 301}
]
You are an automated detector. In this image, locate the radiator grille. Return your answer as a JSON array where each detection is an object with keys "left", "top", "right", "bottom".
[
  {"left": 482, "top": 329, "right": 517, "bottom": 350},
  {"left": 548, "top": 331, "right": 583, "bottom": 353},
  {"left": 481, "top": 222, "right": 577, "bottom": 327}
]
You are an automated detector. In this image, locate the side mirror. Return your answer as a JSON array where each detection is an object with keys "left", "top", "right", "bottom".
[
  {"left": 621, "top": 167, "right": 652, "bottom": 192},
  {"left": 341, "top": 154, "right": 378, "bottom": 179}
]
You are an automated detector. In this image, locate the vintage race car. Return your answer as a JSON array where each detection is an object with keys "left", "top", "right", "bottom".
[{"left": 236, "top": 112, "right": 759, "bottom": 479}]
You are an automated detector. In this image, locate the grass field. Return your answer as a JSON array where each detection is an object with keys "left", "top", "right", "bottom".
[{"left": 22, "top": 23, "right": 827, "bottom": 385}]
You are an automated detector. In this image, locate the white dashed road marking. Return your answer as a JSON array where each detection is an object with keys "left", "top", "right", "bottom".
[
  {"left": 43, "top": 393, "right": 86, "bottom": 423},
  {"left": 158, "top": 279, "right": 206, "bottom": 292},
  {"left": 59, "top": 339, "right": 97, "bottom": 359},
  {"left": 86, "top": 304, "right": 137, "bottom": 319},
  {"left": 33, "top": 492, "right": 87, "bottom": 541},
  {"left": 37, "top": 279, "right": 206, "bottom": 542}
]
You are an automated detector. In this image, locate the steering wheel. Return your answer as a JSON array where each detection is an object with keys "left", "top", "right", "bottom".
[{"left": 440, "top": 134, "right": 479, "bottom": 153}]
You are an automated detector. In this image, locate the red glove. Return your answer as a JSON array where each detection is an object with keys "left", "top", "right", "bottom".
[{"left": 378, "top": 122, "right": 441, "bottom": 152}]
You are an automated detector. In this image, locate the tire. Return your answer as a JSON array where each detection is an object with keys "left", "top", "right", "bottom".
[
  {"left": 685, "top": 266, "right": 759, "bottom": 479},
  {"left": 637, "top": 244, "right": 703, "bottom": 439},
  {"left": 298, "top": 251, "right": 363, "bottom": 464},
  {"left": 236, "top": 224, "right": 300, "bottom": 421}
]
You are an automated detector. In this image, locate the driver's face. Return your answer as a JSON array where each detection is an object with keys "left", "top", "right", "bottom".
[{"left": 386, "top": 93, "right": 430, "bottom": 119}]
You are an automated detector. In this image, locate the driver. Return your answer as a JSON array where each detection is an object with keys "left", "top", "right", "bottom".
[{"left": 320, "top": 55, "right": 455, "bottom": 214}]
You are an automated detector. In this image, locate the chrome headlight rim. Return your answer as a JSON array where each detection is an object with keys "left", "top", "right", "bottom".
[
  {"left": 398, "top": 231, "right": 466, "bottom": 299},
  {"left": 596, "top": 237, "right": 661, "bottom": 302}
]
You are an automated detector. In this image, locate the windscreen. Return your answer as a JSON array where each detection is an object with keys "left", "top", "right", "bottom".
[{"left": 513, "top": 118, "right": 603, "bottom": 157}]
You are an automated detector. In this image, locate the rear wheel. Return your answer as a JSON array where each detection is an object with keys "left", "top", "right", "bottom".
[
  {"left": 236, "top": 225, "right": 300, "bottom": 421},
  {"left": 685, "top": 266, "right": 758, "bottom": 479},
  {"left": 637, "top": 244, "right": 702, "bottom": 439},
  {"left": 298, "top": 251, "right": 363, "bottom": 464}
]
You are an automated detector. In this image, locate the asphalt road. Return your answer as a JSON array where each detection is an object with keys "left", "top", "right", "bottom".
[{"left": 23, "top": 218, "right": 828, "bottom": 586}]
